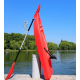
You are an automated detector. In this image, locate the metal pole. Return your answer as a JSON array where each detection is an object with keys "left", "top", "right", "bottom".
[
  {"left": 23, "top": 20, "right": 28, "bottom": 49},
  {"left": 27, "top": 34, "right": 28, "bottom": 50}
]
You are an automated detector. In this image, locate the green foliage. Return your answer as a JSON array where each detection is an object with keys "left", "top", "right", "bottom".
[
  {"left": 28, "top": 41, "right": 37, "bottom": 50},
  {"left": 22, "top": 42, "right": 27, "bottom": 50},
  {"left": 10, "top": 41, "right": 20, "bottom": 50},
  {"left": 47, "top": 42, "right": 58, "bottom": 50},
  {"left": 4, "top": 33, "right": 37, "bottom": 50},
  {"left": 4, "top": 33, "right": 76, "bottom": 50},
  {"left": 4, "top": 40, "right": 7, "bottom": 49},
  {"left": 59, "top": 40, "right": 76, "bottom": 50}
]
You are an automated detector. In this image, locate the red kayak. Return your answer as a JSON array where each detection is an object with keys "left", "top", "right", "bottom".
[{"left": 34, "top": 13, "right": 53, "bottom": 80}]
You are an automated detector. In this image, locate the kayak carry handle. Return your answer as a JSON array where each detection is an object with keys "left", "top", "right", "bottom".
[{"left": 44, "top": 48, "right": 57, "bottom": 59}]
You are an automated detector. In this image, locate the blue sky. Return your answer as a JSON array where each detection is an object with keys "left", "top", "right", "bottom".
[{"left": 4, "top": 0, "right": 76, "bottom": 45}]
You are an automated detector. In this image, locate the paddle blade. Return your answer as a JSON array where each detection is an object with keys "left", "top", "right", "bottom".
[{"left": 5, "top": 62, "right": 15, "bottom": 80}]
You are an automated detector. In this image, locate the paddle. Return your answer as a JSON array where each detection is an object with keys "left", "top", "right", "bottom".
[
  {"left": 44, "top": 48, "right": 57, "bottom": 59},
  {"left": 5, "top": 3, "right": 40, "bottom": 80}
]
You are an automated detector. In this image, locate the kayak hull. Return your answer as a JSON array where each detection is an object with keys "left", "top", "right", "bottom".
[{"left": 34, "top": 13, "right": 53, "bottom": 79}]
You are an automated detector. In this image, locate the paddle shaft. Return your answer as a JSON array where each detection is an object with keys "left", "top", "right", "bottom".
[{"left": 14, "top": 19, "right": 34, "bottom": 62}]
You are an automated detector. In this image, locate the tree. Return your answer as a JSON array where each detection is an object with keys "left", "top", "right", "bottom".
[
  {"left": 4, "top": 40, "right": 7, "bottom": 49},
  {"left": 28, "top": 41, "right": 36, "bottom": 50},
  {"left": 47, "top": 42, "right": 58, "bottom": 50},
  {"left": 59, "top": 40, "right": 76, "bottom": 50}
]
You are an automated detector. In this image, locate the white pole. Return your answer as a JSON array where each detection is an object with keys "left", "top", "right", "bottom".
[
  {"left": 32, "top": 54, "right": 41, "bottom": 79},
  {"left": 23, "top": 20, "right": 28, "bottom": 49}
]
